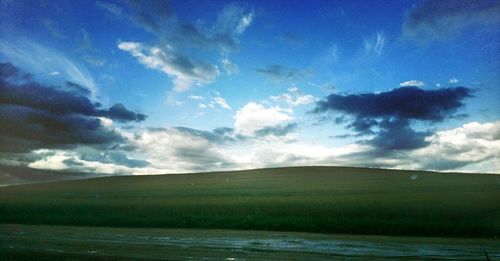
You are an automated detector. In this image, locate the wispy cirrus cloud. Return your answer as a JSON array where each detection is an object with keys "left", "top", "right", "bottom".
[
  {"left": 118, "top": 42, "right": 219, "bottom": 92},
  {"left": 0, "top": 38, "right": 97, "bottom": 97}
]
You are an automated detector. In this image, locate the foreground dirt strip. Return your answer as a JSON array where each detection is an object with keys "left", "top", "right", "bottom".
[{"left": 1, "top": 224, "right": 499, "bottom": 260}]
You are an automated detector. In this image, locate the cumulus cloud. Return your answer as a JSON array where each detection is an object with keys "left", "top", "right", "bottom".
[
  {"left": 256, "top": 65, "right": 310, "bottom": 84},
  {"left": 133, "top": 127, "right": 235, "bottom": 172},
  {"left": 314, "top": 86, "right": 472, "bottom": 153},
  {"left": 400, "top": 80, "right": 425, "bottom": 87},
  {"left": 234, "top": 102, "right": 294, "bottom": 136},
  {"left": 449, "top": 78, "right": 460, "bottom": 84},
  {"left": 402, "top": 0, "right": 500, "bottom": 42},
  {"left": 412, "top": 121, "right": 500, "bottom": 172},
  {"left": 118, "top": 42, "right": 219, "bottom": 91}
]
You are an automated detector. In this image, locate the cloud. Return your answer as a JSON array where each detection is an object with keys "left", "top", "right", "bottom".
[
  {"left": 234, "top": 102, "right": 293, "bottom": 136},
  {"left": 256, "top": 65, "right": 310, "bottom": 84},
  {"left": 118, "top": 41, "right": 219, "bottom": 91},
  {"left": 216, "top": 2, "right": 254, "bottom": 36},
  {"left": 356, "top": 32, "right": 385, "bottom": 64},
  {"left": 106, "top": 103, "right": 147, "bottom": 122},
  {"left": 449, "top": 78, "right": 459, "bottom": 84},
  {"left": 188, "top": 95, "right": 205, "bottom": 100},
  {"left": 400, "top": 80, "right": 425, "bottom": 87},
  {"left": 0, "top": 63, "right": 145, "bottom": 153},
  {"left": 254, "top": 123, "right": 298, "bottom": 137},
  {"left": 79, "top": 151, "right": 149, "bottom": 168},
  {"left": 221, "top": 57, "right": 239, "bottom": 75},
  {"left": 96, "top": 1, "right": 124, "bottom": 19},
  {"left": 0, "top": 62, "right": 20, "bottom": 78},
  {"left": 402, "top": 0, "right": 500, "bottom": 42},
  {"left": 270, "top": 87, "right": 317, "bottom": 107},
  {"left": 314, "top": 86, "right": 472, "bottom": 152},
  {"left": 133, "top": 127, "right": 236, "bottom": 172},
  {"left": 64, "top": 81, "right": 92, "bottom": 97},
  {"left": 412, "top": 121, "right": 500, "bottom": 172},
  {"left": 102, "top": 2, "right": 253, "bottom": 90},
  {"left": 0, "top": 39, "right": 97, "bottom": 97},
  {"left": 96, "top": 1, "right": 175, "bottom": 36},
  {"left": 213, "top": 97, "right": 231, "bottom": 110}
]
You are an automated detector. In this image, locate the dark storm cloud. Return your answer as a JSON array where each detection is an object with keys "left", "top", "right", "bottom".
[
  {"left": 256, "top": 65, "right": 309, "bottom": 83},
  {"left": 402, "top": 0, "right": 500, "bottom": 41},
  {"left": 314, "top": 86, "right": 472, "bottom": 152},
  {"left": 0, "top": 75, "right": 146, "bottom": 122},
  {"left": 365, "top": 118, "right": 429, "bottom": 151},
  {"left": 0, "top": 62, "right": 19, "bottom": 78},
  {"left": 315, "top": 87, "right": 472, "bottom": 122},
  {"left": 107, "top": 103, "right": 147, "bottom": 122},
  {"left": 64, "top": 81, "right": 92, "bottom": 96},
  {"left": 0, "top": 63, "right": 146, "bottom": 152}
]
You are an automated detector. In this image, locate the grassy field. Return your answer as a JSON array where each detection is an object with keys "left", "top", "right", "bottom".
[{"left": 0, "top": 166, "right": 499, "bottom": 237}]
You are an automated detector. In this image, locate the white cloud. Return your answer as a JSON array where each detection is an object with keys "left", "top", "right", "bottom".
[
  {"left": 221, "top": 57, "right": 239, "bottom": 75},
  {"left": 410, "top": 121, "right": 500, "bottom": 173},
  {"left": 188, "top": 95, "right": 205, "bottom": 100},
  {"left": 270, "top": 87, "right": 316, "bottom": 107},
  {"left": 449, "top": 78, "right": 460, "bottom": 84},
  {"left": 28, "top": 150, "right": 69, "bottom": 171},
  {"left": 400, "top": 80, "right": 425, "bottom": 87},
  {"left": 132, "top": 128, "right": 233, "bottom": 173},
  {"left": 213, "top": 97, "right": 231, "bottom": 110},
  {"left": 234, "top": 102, "right": 293, "bottom": 136},
  {"left": 118, "top": 41, "right": 219, "bottom": 91},
  {"left": 236, "top": 12, "right": 254, "bottom": 34},
  {"left": 216, "top": 3, "right": 254, "bottom": 35},
  {"left": 363, "top": 32, "right": 385, "bottom": 57}
]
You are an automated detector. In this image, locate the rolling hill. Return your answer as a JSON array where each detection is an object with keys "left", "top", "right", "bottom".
[{"left": 0, "top": 166, "right": 498, "bottom": 237}]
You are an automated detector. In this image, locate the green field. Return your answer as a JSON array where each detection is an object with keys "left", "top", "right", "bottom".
[{"left": 0, "top": 166, "right": 499, "bottom": 238}]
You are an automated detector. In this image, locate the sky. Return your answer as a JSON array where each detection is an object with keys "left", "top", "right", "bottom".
[{"left": 0, "top": 0, "right": 499, "bottom": 175}]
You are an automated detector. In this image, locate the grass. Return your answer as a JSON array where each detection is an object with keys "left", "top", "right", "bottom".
[{"left": 0, "top": 166, "right": 499, "bottom": 237}]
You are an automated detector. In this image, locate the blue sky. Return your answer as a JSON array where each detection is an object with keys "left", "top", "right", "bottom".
[{"left": 1, "top": 0, "right": 499, "bottom": 174}]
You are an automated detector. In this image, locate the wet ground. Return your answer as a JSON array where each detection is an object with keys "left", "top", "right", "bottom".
[{"left": 1, "top": 224, "right": 499, "bottom": 260}]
